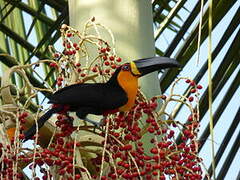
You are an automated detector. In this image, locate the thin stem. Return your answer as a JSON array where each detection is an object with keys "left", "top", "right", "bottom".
[{"left": 208, "top": 0, "right": 216, "bottom": 179}]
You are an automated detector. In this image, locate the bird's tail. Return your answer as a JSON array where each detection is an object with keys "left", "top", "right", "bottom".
[{"left": 24, "top": 106, "right": 63, "bottom": 141}]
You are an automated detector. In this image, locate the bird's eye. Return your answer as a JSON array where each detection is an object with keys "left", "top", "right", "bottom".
[{"left": 121, "top": 64, "right": 130, "bottom": 71}]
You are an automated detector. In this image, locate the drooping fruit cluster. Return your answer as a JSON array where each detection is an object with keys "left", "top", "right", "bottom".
[
  {"left": 48, "top": 22, "right": 123, "bottom": 88},
  {"left": 27, "top": 114, "right": 82, "bottom": 180},
  {"left": 0, "top": 112, "right": 28, "bottom": 179},
  {"left": 87, "top": 83, "right": 204, "bottom": 180}
]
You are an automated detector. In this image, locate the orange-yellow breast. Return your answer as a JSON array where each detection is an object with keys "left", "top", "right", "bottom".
[{"left": 117, "top": 70, "right": 138, "bottom": 111}]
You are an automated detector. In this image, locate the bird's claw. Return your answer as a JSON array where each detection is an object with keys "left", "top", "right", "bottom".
[
  {"left": 93, "top": 120, "right": 105, "bottom": 132},
  {"left": 83, "top": 117, "right": 103, "bottom": 131}
]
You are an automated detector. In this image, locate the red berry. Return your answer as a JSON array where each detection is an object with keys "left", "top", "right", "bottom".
[
  {"left": 197, "top": 84, "right": 203, "bottom": 89},
  {"left": 104, "top": 61, "right": 110, "bottom": 66},
  {"left": 20, "top": 118, "right": 26, "bottom": 124},
  {"left": 161, "top": 95, "right": 166, "bottom": 100},
  {"left": 185, "top": 79, "right": 191, "bottom": 83},
  {"left": 188, "top": 115, "right": 193, "bottom": 121},
  {"left": 67, "top": 33, "right": 72, "bottom": 37},
  {"left": 75, "top": 63, "right": 81, "bottom": 67},
  {"left": 190, "top": 81, "right": 196, "bottom": 86},
  {"left": 160, "top": 175, "right": 166, "bottom": 180},
  {"left": 100, "top": 48, "right": 106, "bottom": 53},
  {"left": 66, "top": 44, "right": 71, "bottom": 49},
  {"left": 21, "top": 112, "right": 28, "bottom": 118},
  {"left": 124, "top": 163, "right": 130, "bottom": 168},
  {"left": 105, "top": 69, "right": 110, "bottom": 74},
  {"left": 57, "top": 77, "right": 63, "bottom": 81},
  {"left": 59, "top": 169, "right": 65, "bottom": 175},
  {"left": 45, "top": 157, "right": 54, "bottom": 166},
  {"left": 57, "top": 81, "right": 62, "bottom": 86},
  {"left": 75, "top": 174, "right": 81, "bottom": 179},
  {"left": 73, "top": 43, "right": 78, "bottom": 48},
  {"left": 150, "top": 148, "right": 158, "bottom": 154},
  {"left": 109, "top": 56, "right": 115, "bottom": 61},
  {"left": 188, "top": 96, "right": 194, "bottom": 102},
  {"left": 124, "top": 144, "right": 132, "bottom": 151},
  {"left": 191, "top": 89, "right": 196, "bottom": 93},
  {"left": 106, "top": 47, "right": 111, "bottom": 52},
  {"left": 116, "top": 57, "right": 122, "bottom": 62},
  {"left": 19, "top": 134, "right": 25, "bottom": 140},
  {"left": 111, "top": 64, "right": 117, "bottom": 69},
  {"left": 54, "top": 53, "right": 59, "bottom": 58},
  {"left": 50, "top": 62, "right": 57, "bottom": 68},
  {"left": 102, "top": 56, "right": 108, "bottom": 60},
  {"left": 55, "top": 159, "right": 61, "bottom": 166},
  {"left": 147, "top": 127, "right": 155, "bottom": 133},
  {"left": 92, "top": 67, "right": 98, "bottom": 72},
  {"left": 181, "top": 136, "right": 187, "bottom": 141},
  {"left": 67, "top": 50, "right": 73, "bottom": 55},
  {"left": 16, "top": 173, "right": 23, "bottom": 178},
  {"left": 101, "top": 176, "right": 107, "bottom": 180}
]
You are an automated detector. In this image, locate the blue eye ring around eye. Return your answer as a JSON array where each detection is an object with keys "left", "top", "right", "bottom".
[{"left": 122, "top": 64, "right": 130, "bottom": 71}]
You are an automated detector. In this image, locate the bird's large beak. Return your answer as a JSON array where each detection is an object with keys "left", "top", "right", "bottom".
[{"left": 131, "top": 57, "right": 180, "bottom": 76}]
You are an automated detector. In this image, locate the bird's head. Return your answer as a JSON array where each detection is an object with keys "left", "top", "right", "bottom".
[
  {"left": 106, "top": 57, "right": 180, "bottom": 112},
  {"left": 120, "top": 56, "right": 180, "bottom": 77}
]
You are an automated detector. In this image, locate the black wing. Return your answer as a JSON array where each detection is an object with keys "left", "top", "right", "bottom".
[{"left": 48, "top": 83, "right": 128, "bottom": 110}]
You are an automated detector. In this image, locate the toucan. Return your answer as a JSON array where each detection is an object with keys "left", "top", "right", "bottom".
[{"left": 23, "top": 57, "right": 180, "bottom": 141}]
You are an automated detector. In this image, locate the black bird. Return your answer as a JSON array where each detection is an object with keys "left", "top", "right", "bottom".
[{"left": 24, "top": 57, "right": 180, "bottom": 141}]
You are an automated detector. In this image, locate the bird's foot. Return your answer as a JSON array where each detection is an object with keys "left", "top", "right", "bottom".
[{"left": 83, "top": 117, "right": 103, "bottom": 130}]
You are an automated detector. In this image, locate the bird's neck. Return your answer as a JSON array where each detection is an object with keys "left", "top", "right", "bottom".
[
  {"left": 107, "top": 68, "right": 138, "bottom": 112},
  {"left": 117, "top": 71, "right": 138, "bottom": 112},
  {"left": 107, "top": 68, "right": 121, "bottom": 86}
]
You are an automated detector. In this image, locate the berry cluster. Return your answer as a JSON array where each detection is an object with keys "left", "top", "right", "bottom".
[
  {"left": 48, "top": 23, "right": 123, "bottom": 88},
  {"left": 0, "top": 112, "right": 28, "bottom": 179},
  {"left": 29, "top": 114, "right": 82, "bottom": 180},
  {"left": 88, "top": 86, "right": 204, "bottom": 180}
]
